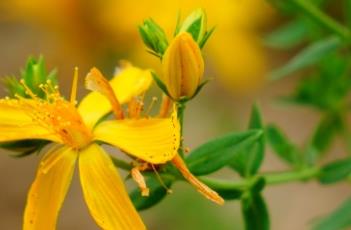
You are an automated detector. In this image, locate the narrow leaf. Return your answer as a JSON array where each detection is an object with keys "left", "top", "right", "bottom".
[
  {"left": 311, "top": 114, "right": 342, "bottom": 155},
  {"left": 313, "top": 197, "right": 351, "bottom": 230},
  {"left": 319, "top": 157, "right": 351, "bottom": 184},
  {"left": 241, "top": 193, "right": 270, "bottom": 230},
  {"left": 230, "top": 104, "right": 265, "bottom": 177},
  {"left": 265, "top": 19, "right": 307, "bottom": 49},
  {"left": 186, "top": 130, "right": 263, "bottom": 175},
  {"left": 266, "top": 125, "right": 301, "bottom": 166},
  {"left": 270, "top": 36, "right": 342, "bottom": 80}
]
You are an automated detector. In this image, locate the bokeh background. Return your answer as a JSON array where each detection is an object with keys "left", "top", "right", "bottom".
[{"left": 0, "top": 0, "right": 350, "bottom": 229}]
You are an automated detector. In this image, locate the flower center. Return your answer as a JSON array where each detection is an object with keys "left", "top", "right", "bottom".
[{"left": 15, "top": 80, "right": 93, "bottom": 149}]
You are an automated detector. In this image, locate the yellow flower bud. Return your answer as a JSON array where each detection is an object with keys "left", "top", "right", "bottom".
[{"left": 162, "top": 32, "right": 204, "bottom": 100}]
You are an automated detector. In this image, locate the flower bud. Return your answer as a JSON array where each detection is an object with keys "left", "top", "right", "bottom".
[
  {"left": 139, "top": 18, "right": 169, "bottom": 56},
  {"left": 162, "top": 32, "right": 204, "bottom": 100},
  {"left": 179, "top": 8, "right": 207, "bottom": 44}
]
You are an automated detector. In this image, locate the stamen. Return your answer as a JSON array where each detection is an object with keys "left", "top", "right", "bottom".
[
  {"left": 70, "top": 67, "right": 79, "bottom": 105},
  {"left": 145, "top": 97, "right": 158, "bottom": 116},
  {"left": 128, "top": 97, "right": 144, "bottom": 119},
  {"left": 19, "top": 79, "right": 37, "bottom": 99},
  {"left": 131, "top": 167, "right": 150, "bottom": 197},
  {"left": 85, "top": 68, "right": 124, "bottom": 119},
  {"left": 151, "top": 164, "right": 172, "bottom": 194}
]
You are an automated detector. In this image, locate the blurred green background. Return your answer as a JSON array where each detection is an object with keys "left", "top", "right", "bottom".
[{"left": 0, "top": 0, "right": 350, "bottom": 229}]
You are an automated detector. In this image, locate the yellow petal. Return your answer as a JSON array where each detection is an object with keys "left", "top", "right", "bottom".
[
  {"left": 93, "top": 110, "right": 180, "bottom": 164},
  {"left": 78, "top": 65, "right": 152, "bottom": 129},
  {"left": 0, "top": 100, "right": 61, "bottom": 143},
  {"left": 79, "top": 144, "right": 146, "bottom": 230},
  {"left": 23, "top": 146, "right": 77, "bottom": 230}
]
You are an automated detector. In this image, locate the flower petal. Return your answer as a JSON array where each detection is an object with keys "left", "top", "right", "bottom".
[
  {"left": 79, "top": 144, "right": 145, "bottom": 230},
  {"left": 23, "top": 146, "right": 77, "bottom": 230},
  {"left": 0, "top": 100, "right": 61, "bottom": 143},
  {"left": 93, "top": 110, "right": 180, "bottom": 164},
  {"left": 78, "top": 65, "right": 152, "bottom": 129}
]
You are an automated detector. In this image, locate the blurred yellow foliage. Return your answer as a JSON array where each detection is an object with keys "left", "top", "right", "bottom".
[{"left": 0, "top": 0, "right": 276, "bottom": 93}]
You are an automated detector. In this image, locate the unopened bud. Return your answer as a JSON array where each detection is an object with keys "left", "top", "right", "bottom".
[
  {"left": 139, "top": 18, "right": 169, "bottom": 56},
  {"left": 162, "top": 32, "right": 204, "bottom": 100}
]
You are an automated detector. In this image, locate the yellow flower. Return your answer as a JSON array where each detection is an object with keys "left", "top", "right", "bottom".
[
  {"left": 0, "top": 64, "right": 180, "bottom": 229},
  {"left": 162, "top": 32, "right": 204, "bottom": 100}
]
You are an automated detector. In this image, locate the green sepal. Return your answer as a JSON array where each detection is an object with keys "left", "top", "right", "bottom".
[
  {"left": 139, "top": 18, "right": 169, "bottom": 56},
  {"left": 178, "top": 9, "right": 206, "bottom": 43},
  {"left": 2, "top": 76, "right": 26, "bottom": 97},
  {"left": 186, "top": 129, "right": 263, "bottom": 175},
  {"left": 177, "top": 79, "right": 211, "bottom": 103},
  {"left": 199, "top": 26, "right": 215, "bottom": 49},
  {"left": 150, "top": 71, "right": 173, "bottom": 99}
]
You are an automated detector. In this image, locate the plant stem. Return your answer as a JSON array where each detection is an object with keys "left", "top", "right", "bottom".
[
  {"left": 177, "top": 101, "right": 186, "bottom": 158},
  {"left": 291, "top": 0, "right": 351, "bottom": 40},
  {"left": 199, "top": 167, "right": 320, "bottom": 191}
]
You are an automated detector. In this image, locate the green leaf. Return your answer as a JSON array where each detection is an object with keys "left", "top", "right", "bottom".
[
  {"left": 230, "top": 104, "right": 265, "bottom": 177},
  {"left": 265, "top": 19, "right": 308, "bottom": 49},
  {"left": 284, "top": 53, "right": 350, "bottom": 110},
  {"left": 270, "top": 36, "right": 342, "bottom": 80},
  {"left": 130, "top": 175, "right": 173, "bottom": 211},
  {"left": 311, "top": 114, "right": 342, "bottom": 154},
  {"left": 186, "top": 129, "right": 263, "bottom": 175},
  {"left": 215, "top": 188, "right": 243, "bottom": 200},
  {"left": 266, "top": 125, "right": 301, "bottom": 166},
  {"left": 241, "top": 193, "right": 270, "bottom": 230},
  {"left": 346, "top": 0, "right": 351, "bottom": 28},
  {"left": 313, "top": 197, "right": 351, "bottom": 230},
  {"left": 319, "top": 157, "right": 351, "bottom": 184},
  {"left": 0, "top": 140, "right": 49, "bottom": 158}
]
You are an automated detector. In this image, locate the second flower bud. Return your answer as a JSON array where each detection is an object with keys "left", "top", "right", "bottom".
[{"left": 162, "top": 32, "right": 204, "bottom": 100}]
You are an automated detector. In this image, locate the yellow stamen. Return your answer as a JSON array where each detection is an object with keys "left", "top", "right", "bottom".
[
  {"left": 145, "top": 96, "right": 158, "bottom": 116},
  {"left": 151, "top": 164, "right": 172, "bottom": 194},
  {"left": 70, "top": 67, "right": 79, "bottom": 105},
  {"left": 20, "top": 79, "right": 38, "bottom": 99},
  {"left": 14, "top": 80, "right": 93, "bottom": 149},
  {"left": 128, "top": 97, "right": 144, "bottom": 119},
  {"left": 131, "top": 167, "right": 149, "bottom": 197}
]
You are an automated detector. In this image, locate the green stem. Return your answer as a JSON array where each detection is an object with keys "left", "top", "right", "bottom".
[
  {"left": 291, "top": 0, "right": 351, "bottom": 40},
  {"left": 177, "top": 101, "right": 186, "bottom": 158},
  {"left": 199, "top": 167, "right": 320, "bottom": 191}
]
